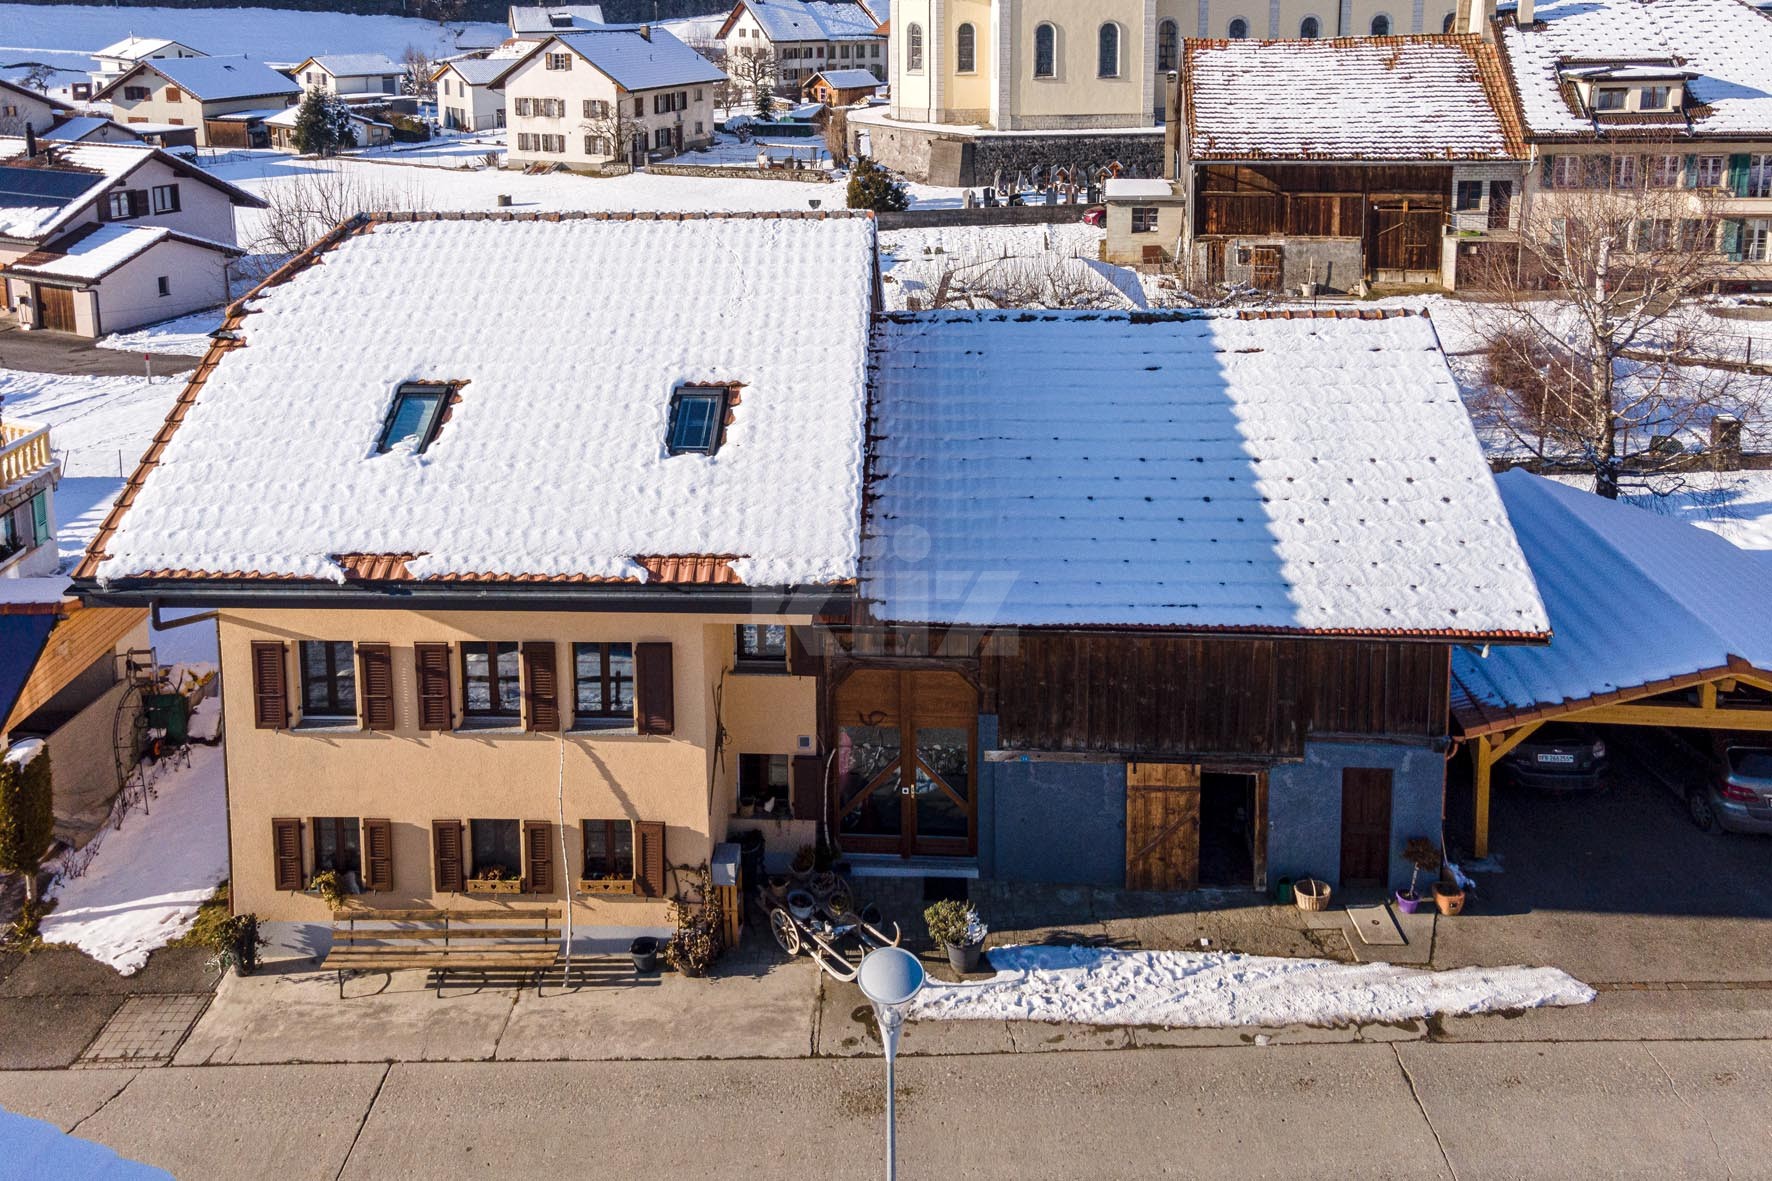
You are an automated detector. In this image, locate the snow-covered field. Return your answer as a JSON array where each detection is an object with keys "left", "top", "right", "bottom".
[
  {"left": 0, "top": 3, "right": 504, "bottom": 63},
  {"left": 910, "top": 944, "right": 1595, "bottom": 1029},
  {"left": 40, "top": 734, "right": 228, "bottom": 975}
]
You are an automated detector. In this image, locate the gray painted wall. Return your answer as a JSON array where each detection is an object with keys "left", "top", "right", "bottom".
[
  {"left": 980, "top": 715, "right": 1126, "bottom": 886},
  {"left": 1266, "top": 739, "right": 1445, "bottom": 894}
]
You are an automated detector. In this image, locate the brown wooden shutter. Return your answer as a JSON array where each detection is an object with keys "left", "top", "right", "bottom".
[
  {"left": 415, "top": 643, "right": 452, "bottom": 731},
  {"left": 272, "top": 818, "right": 303, "bottom": 890},
  {"left": 357, "top": 643, "right": 395, "bottom": 730},
  {"left": 790, "top": 754, "right": 825, "bottom": 821},
  {"left": 635, "top": 642, "right": 674, "bottom": 735},
  {"left": 634, "top": 820, "right": 666, "bottom": 898},
  {"left": 432, "top": 819, "right": 464, "bottom": 893},
  {"left": 786, "top": 625, "right": 818, "bottom": 676},
  {"left": 251, "top": 641, "right": 288, "bottom": 730},
  {"left": 522, "top": 641, "right": 560, "bottom": 732},
  {"left": 524, "top": 820, "right": 553, "bottom": 894},
  {"left": 362, "top": 818, "right": 394, "bottom": 892}
]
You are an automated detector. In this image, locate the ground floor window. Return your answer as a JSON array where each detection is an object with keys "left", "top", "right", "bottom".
[
  {"left": 1131, "top": 206, "right": 1159, "bottom": 233},
  {"left": 470, "top": 818, "right": 521, "bottom": 880},
  {"left": 313, "top": 816, "right": 361, "bottom": 875},
  {"left": 735, "top": 624, "right": 787, "bottom": 668},
  {"left": 582, "top": 819, "right": 634, "bottom": 881},
  {"left": 739, "top": 753, "right": 791, "bottom": 815},
  {"left": 1454, "top": 180, "right": 1483, "bottom": 211}
]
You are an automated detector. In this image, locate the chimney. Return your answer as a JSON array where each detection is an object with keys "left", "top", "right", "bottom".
[
  {"left": 1711, "top": 415, "right": 1743, "bottom": 471},
  {"left": 637, "top": 23, "right": 651, "bottom": 41},
  {"left": 1516, "top": 0, "right": 1534, "bottom": 26},
  {"left": 24, "top": 122, "right": 36, "bottom": 158}
]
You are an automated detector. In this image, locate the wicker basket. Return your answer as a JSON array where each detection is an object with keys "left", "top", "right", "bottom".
[{"left": 1294, "top": 878, "right": 1333, "bottom": 912}]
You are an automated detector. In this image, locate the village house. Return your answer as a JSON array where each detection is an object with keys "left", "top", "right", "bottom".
[
  {"left": 42, "top": 116, "right": 148, "bottom": 146},
  {"left": 1101, "top": 176, "right": 1186, "bottom": 266},
  {"left": 433, "top": 58, "right": 509, "bottom": 132},
  {"left": 1482, "top": 0, "right": 1772, "bottom": 288},
  {"left": 1175, "top": 35, "right": 1525, "bottom": 293},
  {"left": 801, "top": 67, "right": 884, "bottom": 107},
  {"left": 90, "top": 36, "right": 206, "bottom": 82},
  {"left": 263, "top": 104, "right": 394, "bottom": 152},
  {"left": 494, "top": 27, "right": 725, "bottom": 169},
  {"left": 290, "top": 54, "right": 404, "bottom": 101},
  {"left": 94, "top": 56, "right": 300, "bottom": 148},
  {"left": 718, "top": 0, "right": 888, "bottom": 92},
  {"left": 508, "top": 4, "right": 606, "bottom": 37},
  {"left": 0, "top": 77, "right": 73, "bottom": 136},
  {"left": 0, "top": 136, "right": 264, "bottom": 336}
]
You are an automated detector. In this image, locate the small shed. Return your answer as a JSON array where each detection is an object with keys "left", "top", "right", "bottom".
[
  {"left": 1101, "top": 178, "right": 1185, "bottom": 266},
  {"left": 1452, "top": 471, "right": 1772, "bottom": 856},
  {"left": 4, "top": 223, "right": 242, "bottom": 337},
  {"left": 801, "top": 68, "right": 883, "bottom": 108},
  {"left": 264, "top": 105, "right": 393, "bottom": 151}
]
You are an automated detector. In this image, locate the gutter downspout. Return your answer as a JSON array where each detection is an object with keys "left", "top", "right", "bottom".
[{"left": 557, "top": 734, "right": 572, "bottom": 985}]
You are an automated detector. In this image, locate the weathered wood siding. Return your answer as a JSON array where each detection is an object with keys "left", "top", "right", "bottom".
[{"left": 1195, "top": 163, "right": 1452, "bottom": 238}]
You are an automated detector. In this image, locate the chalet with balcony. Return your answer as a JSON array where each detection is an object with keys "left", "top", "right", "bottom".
[{"left": 1177, "top": 35, "right": 1526, "bottom": 293}]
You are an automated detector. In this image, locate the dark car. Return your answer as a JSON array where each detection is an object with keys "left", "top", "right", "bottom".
[
  {"left": 1499, "top": 723, "right": 1610, "bottom": 791},
  {"left": 1688, "top": 744, "right": 1772, "bottom": 835}
]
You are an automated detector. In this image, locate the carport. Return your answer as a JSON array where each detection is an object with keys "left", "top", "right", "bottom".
[{"left": 1451, "top": 471, "right": 1772, "bottom": 856}]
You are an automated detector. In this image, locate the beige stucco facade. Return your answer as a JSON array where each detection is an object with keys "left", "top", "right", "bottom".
[
  {"left": 105, "top": 65, "right": 297, "bottom": 146},
  {"left": 501, "top": 39, "right": 717, "bottom": 168},
  {"left": 219, "top": 607, "right": 816, "bottom": 944}
]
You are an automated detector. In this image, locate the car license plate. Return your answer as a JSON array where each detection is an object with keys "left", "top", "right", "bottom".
[{"left": 1536, "top": 753, "right": 1576, "bottom": 764}]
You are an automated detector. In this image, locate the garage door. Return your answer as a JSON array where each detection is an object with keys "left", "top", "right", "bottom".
[{"left": 36, "top": 285, "right": 77, "bottom": 333}]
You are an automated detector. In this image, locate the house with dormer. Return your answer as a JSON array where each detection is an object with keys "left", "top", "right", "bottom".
[
  {"left": 1487, "top": 0, "right": 1772, "bottom": 285},
  {"left": 94, "top": 55, "right": 300, "bottom": 148}
]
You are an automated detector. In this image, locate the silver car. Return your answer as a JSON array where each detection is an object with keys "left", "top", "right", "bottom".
[{"left": 1690, "top": 746, "right": 1772, "bottom": 835}]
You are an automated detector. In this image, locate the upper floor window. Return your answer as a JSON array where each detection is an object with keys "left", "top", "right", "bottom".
[
  {"left": 1300, "top": 15, "right": 1321, "bottom": 37},
  {"left": 106, "top": 190, "right": 143, "bottom": 220},
  {"left": 1611, "top": 153, "right": 1638, "bottom": 188},
  {"left": 122, "top": 85, "right": 150, "bottom": 101},
  {"left": 1641, "top": 85, "right": 1670, "bottom": 109},
  {"left": 1749, "top": 155, "right": 1772, "bottom": 199},
  {"left": 545, "top": 52, "right": 573, "bottom": 70},
  {"left": 1157, "top": 20, "right": 1178, "bottom": 70},
  {"left": 735, "top": 624, "right": 788, "bottom": 669},
  {"left": 300, "top": 640, "right": 356, "bottom": 720},
  {"left": 1370, "top": 14, "right": 1392, "bottom": 35},
  {"left": 1595, "top": 87, "right": 1626, "bottom": 111},
  {"left": 1227, "top": 18, "right": 1250, "bottom": 39},
  {"left": 1443, "top": 11, "right": 1456, "bottom": 31},
  {"left": 151, "top": 183, "right": 179, "bottom": 213},
  {"left": 1097, "top": 23, "right": 1120, "bottom": 78},
  {"left": 573, "top": 642, "right": 634, "bottom": 725},
  {"left": 906, "top": 22, "right": 924, "bottom": 72},
  {"left": 376, "top": 383, "right": 448, "bottom": 454},
  {"left": 956, "top": 22, "right": 975, "bottom": 73},
  {"left": 1649, "top": 154, "right": 1683, "bottom": 188},
  {"left": 461, "top": 641, "right": 520, "bottom": 722},
  {"left": 1034, "top": 23, "right": 1056, "bottom": 77},
  {"left": 1695, "top": 154, "right": 1725, "bottom": 188},
  {"left": 165, "top": 86, "right": 182, "bottom": 102},
  {"left": 666, "top": 385, "right": 729, "bottom": 455}
]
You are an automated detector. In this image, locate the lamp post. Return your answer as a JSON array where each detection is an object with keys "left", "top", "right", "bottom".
[{"left": 856, "top": 946, "right": 925, "bottom": 1181}]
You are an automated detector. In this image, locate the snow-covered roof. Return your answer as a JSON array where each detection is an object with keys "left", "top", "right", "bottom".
[
  {"left": 262, "top": 105, "right": 387, "bottom": 128},
  {"left": 436, "top": 57, "right": 511, "bottom": 86},
  {"left": 0, "top": 137, "right": 265, "bottom": 241},
  {"left": 6, "top": 222, "right": 242, "bottom": 281},
  {"left": 296, "top": 54, "right": 402, "bottom": 77},
  {"left": 808, "top": 68, "right": 884, "bottom": 90},
  {"left": 508, "top": 5, "right": 606, "bottom": 34},
  {"left": 862, "top": 310, "right": 1548, "bottom": 636},
  {"left": 0, "top": 76, "right": 74, "bottom": 114},
  {"left": 93, "top": 36, "right": 199, "bottom": 62},
  {"left": 496, "top": 28, "right": 726, "bottom": 91},
  {"left": 1104, "top": 178, "right": 1177, "bottom": 200},
  {"left": 721, "top": 0, "right": 887, "bottom": 44},
  {"left": 1452, "top": 471, "right": 1772, "bottom": 731},
  {"left": 1497, "top": 0, "right": 1772, "bottom": 139},
  {"left": 1185, "top": 36, "right": 1523, "bottom": 161},
  {"left": 80, "top": 211, "right": 879, "bottom": 590},
  {"left": 42, "top": 116, "right": 140, "bottom": 143},
  {"left": 97, "top": 55, "right": 299, "bottom": 102}
]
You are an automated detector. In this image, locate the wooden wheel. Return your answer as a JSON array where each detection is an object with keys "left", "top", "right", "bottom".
[{"left": 769, "top": 908, "right": 801, "bottom": 956}]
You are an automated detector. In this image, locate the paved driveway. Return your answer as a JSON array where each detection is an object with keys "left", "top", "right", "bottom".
[{"left": 0, "top": 316, "right": 197, "bottom": 378}]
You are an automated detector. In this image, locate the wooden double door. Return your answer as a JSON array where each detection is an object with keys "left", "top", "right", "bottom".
[
  {"left": 34, "top": 284, "right": 77, "bottom": 333},
  {"left": 1125, "top": 763, "right": 1266, "bottom": 892},
  {"left": 833, "top": 669, "right": 978, "bottom": 858}
]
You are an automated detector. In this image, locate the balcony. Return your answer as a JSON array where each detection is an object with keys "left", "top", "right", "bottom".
[{"left": 0, "top": 419, "right": 54, "bottom": 489}]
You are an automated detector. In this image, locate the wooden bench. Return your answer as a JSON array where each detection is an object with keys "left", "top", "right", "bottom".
[{"left": 324, "top": 906, "right": 562, "bottom": 997}]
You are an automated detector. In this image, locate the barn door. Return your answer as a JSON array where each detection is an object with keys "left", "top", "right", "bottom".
[
  {"left": 1339, "top": 767, "right": 1392, "bottom": 888},
  {"left": 1372, "top": 203, "right": 1439, "bottom": 273},
  {"left": 1250, "top": 245, "right": 1282, "bottom": 290},
  {"left": 835, "top": 669, "right": 978, "bottom": 858},
  {"left": 36, "top": 285, "right": 76, "bottom": 333},
  {"left": 1125, "top": 761, "right": 1201, "bottom": 891}
]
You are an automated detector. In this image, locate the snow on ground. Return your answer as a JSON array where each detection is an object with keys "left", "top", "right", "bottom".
[
  {"left": 0, "top": 3, "right": 503, "bottom": 63},
  {"left": 1552, "top": 469, "right": 1772, "bottom": 563},
  {"left": 909, "top": 944, "right": 1594, "bottom": 1029},
  {"left": 98, "top": 307, "right": 225, "bottom": 357},
  {"left": 40, "top": 735, "right": 228, "bottom": 975}
]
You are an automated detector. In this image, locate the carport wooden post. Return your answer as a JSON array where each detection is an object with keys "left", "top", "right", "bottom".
[{"left": 1475, "top": 735, "right": 1493, "bottom": 860}]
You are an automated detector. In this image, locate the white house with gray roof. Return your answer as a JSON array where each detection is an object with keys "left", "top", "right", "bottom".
[
  {"left": 291, "top": 54, "right": 404, "bottom": 100},
  {"left": 434, "top": 58, "right": 509, "bottom": 132},
  {"left": 717, "top": 0, "right": 886, "bottom": 91}
]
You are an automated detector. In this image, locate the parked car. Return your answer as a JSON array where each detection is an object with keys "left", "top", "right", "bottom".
[
  {"left": 1688, "top": 744, "right": 1772, "bottom": 834},
  {"left": 1498, "top": 723, "right": 1610, "bottom": 791}
]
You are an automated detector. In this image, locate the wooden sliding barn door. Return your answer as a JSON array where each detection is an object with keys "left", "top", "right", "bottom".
[{"left": 1125, "top": 761, "right": 1201, "bottom": 891}]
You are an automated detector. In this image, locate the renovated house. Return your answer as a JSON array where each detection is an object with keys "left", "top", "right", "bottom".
[
  {"left": 1176, "top": 35, "right": 1525, "bottom": 292},
  {"left": 801, "top": 67, "right": 884, "bottom": 107},
  {"left": 291, "top": 54, "right": 404, "bottom": 101},
  {"left": 264, "top": 104, "right": 394, "bottom": 151},
  {"left": 718, "top": 0, "right": 888, "bottom": 92},
  {"left": 1485, "top": 0, "right": 1772, "bottom": 288},
  {"left": 73, "top": 209, "right": 877, "bottom": 940},
  {"left": 434, "top": 58, "right": 509, "bottom": 132},
  {"left": 90, "top": 36, "right": 206, "bottom": 81},
  {"left": 0, "top": 77, "right": 73, "bottom": 135},
  {"left": 494, "top": 27, "right": 725, "bottom": 169},
  {"left": 0, "top": 137, "right": 265, "bottom": 336},
  {"left": 508, "top": 4, "right": 606, "bottom": 36},
  {"left": 95, "top": 56, "right": 301, "bottom": 148}
]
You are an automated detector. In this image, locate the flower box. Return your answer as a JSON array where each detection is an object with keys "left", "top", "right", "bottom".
[
  {"left": 578, "top": 877, "right": 635, "bottom": 896},
  {"left": 464, "top": 878, "right": 524, "bottom": 895}
]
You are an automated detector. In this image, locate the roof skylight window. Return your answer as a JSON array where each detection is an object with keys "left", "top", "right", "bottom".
[
  {"left": 377, "top": 383, "right": 448, "bottom": 454},
  {"left": 666, "top": 385, "right": 730, "bottom": 455}
]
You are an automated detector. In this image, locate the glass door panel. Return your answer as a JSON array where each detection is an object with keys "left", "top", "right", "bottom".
[
  {"left": 912, "top": 725, "right": 973, "bottom": 851},
  {"left": 838, "top": 724, "right": 904, "bottom": 848}
]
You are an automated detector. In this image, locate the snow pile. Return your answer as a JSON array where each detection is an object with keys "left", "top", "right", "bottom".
[
  {"left": 4, "top": 737, "right": 46, "bottom": 769},
  {"left": 909, "top": 944, "right": 1594, "bottom": 1028},
  {"left": 40, "top": 739, "right": 228, "bottom": 975},
  {"left": 99, "top": 308, "right": 227, "bottom": 357}
]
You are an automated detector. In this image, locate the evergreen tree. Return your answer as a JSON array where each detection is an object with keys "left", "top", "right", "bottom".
[
  {"left": 753, "top": 84, "right": 775, "bottom": 123},
  {"left": 291, "top": 89, "right": 358, "bottom": 157},
  {"left": 0, "top": 744, "right": 52, "bottom": 905},
  {"left": 846, "top": 155, "right": 909, "bottom": 213}
]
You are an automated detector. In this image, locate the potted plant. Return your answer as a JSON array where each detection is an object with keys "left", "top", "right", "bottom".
[
  {"left": 1433, "top": 878, "right": 1467, "bottom": 916},
  {"left": 1396, "top": 838, "right": 1442, "bottom": 914},
  {"left": 308, "top": 869, "right": 346, "bottom": 912},
  {"left": 579, "top": 872, "right": 634, "bottom": 895},
  {"left": 206, "top": 913, "right": 266, "bottom": 978},
  {"left": 664, "top": 868, "right": 724, "bottom": 977},
  {"left": 925, "top": 899, "right": 988, "bottom": 974},
  {"left": 465, "top": 865, "right": 523, "bottom": 895}
]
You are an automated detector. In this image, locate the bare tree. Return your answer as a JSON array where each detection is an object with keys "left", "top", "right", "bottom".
[
  {"left": 579, "top": 103, "right": 633, "bottom": 167},
  {"left": 901, "top": 256, "right": 1132, "bottom": 311},
  {"left": 250, "top": 163, "right": 423, "bottom": 263},
  {"left": 402, "top": 45, "right": 437, "bottom": 100},
  {"left": 822, "top": 107, "right": 849, "bottom": 168},
  {"left": 726, "top": 46, "right": 779, "bottom": 111},
  {"left": 1463, "top": 168, "right": 1766, "bottom": 497}
]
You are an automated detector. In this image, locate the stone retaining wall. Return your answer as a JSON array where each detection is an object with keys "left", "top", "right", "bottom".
[{"left": 646, "top": 164, "right": 833, "bottom": 183}]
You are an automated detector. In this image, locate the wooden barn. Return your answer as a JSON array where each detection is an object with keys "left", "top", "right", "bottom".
[
  {"left": 1179, "top": 36, "right": 1525, "bottom": 293},
  {"left": 845, "top": 308, "right": 1548, "bottom": 893}
]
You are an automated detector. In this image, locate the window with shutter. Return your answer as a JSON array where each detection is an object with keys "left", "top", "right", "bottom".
[
  {"left": 790, "top": 754, "right": 825, "bottom": 821},
  {"left": 432, "top": 819, "right": 465, "bottom": 892},
  {"left": 522, "top": 641, "right": 560, "bottom": 732},
  {"left": 415, "top": 643, "right": 453, "bottom": 730},
  {"left": 358, "top": 643, "right": 395, "bottom": 730},
  {"left": 786, "top": 625, "right": 817, "bottom": 676},
  {"left": 635, "top": 642, "right": 674, "bottom": 734},
  {"left": 524, "top": 820, "right": 553, "bottom": 893},
  {"left": 272, "top": 817, "right": 303, "bottom": 890},
  {"left": 362, "top": 818, "right": 394, "bottom": 891},
  {"left": 634, "top": 820, "right": 666, "bottom": 897},
  {"left": 251, "top": 641, "right": 289, "bottom": 730}
]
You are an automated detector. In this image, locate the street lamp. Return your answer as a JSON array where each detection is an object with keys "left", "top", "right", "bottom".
[{"left": 856, "top": 946, "right": 925, "bottom": 1181}]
